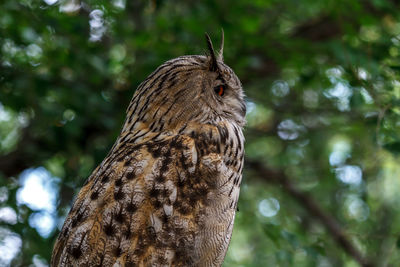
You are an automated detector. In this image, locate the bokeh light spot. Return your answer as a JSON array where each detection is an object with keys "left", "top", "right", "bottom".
[
  {"left": 259, "top": 198, "right": 280, "bottom": 217},
  {"left": 335, "top": 165, "right": 362, "bottom": 185}
]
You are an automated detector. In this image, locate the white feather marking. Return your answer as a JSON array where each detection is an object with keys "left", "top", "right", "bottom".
[
  {"left": 164, "top": 249, "right": 175, "bottom": 264},
  {"left": 163, "top": 204, "right": 173, "bottom": 216},
  {"left": 132, "top": 159, "right": 147, "bottom": 176},
  {"left": 165, "top": 180, "right": 177, "bottom": 203},
  {"left": 150, "top": 214, "right": 162, "bottom": 233},
  {"left": 169, "top": 187, "right": 177, "bottom": 203},
  {"left": 184, "top": 142, "right": 197, "bottom": 174}
]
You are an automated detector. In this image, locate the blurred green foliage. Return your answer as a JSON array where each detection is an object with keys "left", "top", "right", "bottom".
[{"left": 2, "top": 0, "right": 400, "bottom": 266}]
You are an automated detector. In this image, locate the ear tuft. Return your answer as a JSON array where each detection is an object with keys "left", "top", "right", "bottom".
[
  {"left": 205, "top": 33, "right": 219, "bottom": 72},
  {"left": 218, "top": 29, "right": 224, "bottom": 62}
]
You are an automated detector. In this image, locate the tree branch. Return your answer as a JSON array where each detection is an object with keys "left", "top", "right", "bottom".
[{"left": 246, "top": 159, "right": 374, "bottom": 267}]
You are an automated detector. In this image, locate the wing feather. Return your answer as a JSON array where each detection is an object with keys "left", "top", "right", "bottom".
[{"left": 52, "top": 132, "right": 241, "bottom": 267}]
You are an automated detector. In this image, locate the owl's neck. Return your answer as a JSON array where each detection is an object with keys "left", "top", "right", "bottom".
[{"left": 112, "top": 113, "right": 243, "bottom": 157}]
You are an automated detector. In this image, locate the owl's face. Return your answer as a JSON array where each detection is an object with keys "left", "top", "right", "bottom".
[
  {"left": 125, "top": 54, "right": 246, "bottom": 135},
  {"left": 198, "top": 57, "right": 246, "bottom": 127}
]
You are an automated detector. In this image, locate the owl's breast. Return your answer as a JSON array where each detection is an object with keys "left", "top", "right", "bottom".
[{"left": 52, "top": 123, "right": 244, "bottom": 267}]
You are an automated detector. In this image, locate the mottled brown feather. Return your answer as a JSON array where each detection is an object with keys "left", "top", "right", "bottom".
[{"left": 52, "top": 36, "right": 245, "bottom": 267}]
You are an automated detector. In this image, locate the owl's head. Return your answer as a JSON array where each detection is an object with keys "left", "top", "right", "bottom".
[{"left": 124, "top": 33, "right": 246, "bottom": 136}]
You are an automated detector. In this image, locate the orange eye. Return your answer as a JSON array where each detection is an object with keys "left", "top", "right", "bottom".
[{"left": 214, "top": 85, "right": 225, "bottom": 96}]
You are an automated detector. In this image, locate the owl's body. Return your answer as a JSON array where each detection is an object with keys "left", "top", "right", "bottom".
[{"left": 52, "top": 35, "right": 246, "bottom": 267}]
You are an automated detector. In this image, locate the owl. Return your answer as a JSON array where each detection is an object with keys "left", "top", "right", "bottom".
[{"left": 51, "top": 33, "right": 246, "bottom": 267}]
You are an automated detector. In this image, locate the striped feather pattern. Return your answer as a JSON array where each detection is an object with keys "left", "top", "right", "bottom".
[{"left": 52, "top": 50, "right": 245, "bottom": 267}]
